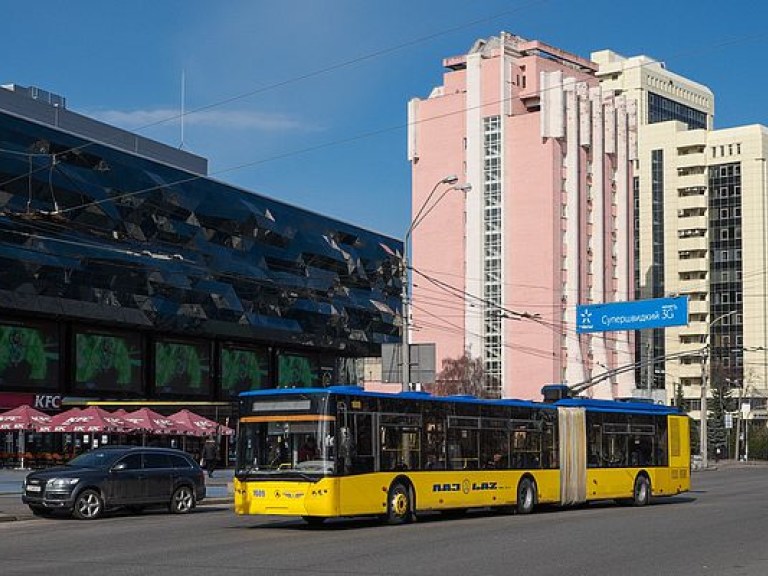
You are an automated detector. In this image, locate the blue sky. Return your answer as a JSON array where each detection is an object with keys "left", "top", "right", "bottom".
[{"left": 2, "top": 1, "right": 766, "bottom": 239}]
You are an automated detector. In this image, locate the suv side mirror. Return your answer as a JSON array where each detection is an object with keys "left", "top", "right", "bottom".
[{"left": 112, "top": 462, "right": 127, "bottom": 472}]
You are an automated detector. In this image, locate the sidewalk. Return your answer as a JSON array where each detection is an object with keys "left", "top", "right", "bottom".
[{"left": 0, "top": 466, "right": 234, "bottom": 522}]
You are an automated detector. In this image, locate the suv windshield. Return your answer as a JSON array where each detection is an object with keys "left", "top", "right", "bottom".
[
  {"left": 67, "top": 449, "right": 126, "bottom": 469},
  {"left": 237, "top": 418, "right": 335, "bottom": 478}
]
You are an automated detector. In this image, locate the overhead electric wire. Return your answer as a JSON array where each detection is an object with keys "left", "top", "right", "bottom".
[
  {"left": 0, "top": 0, "right": 548, "bottom": 194},
  {"left": 4, "top": 25, "right": 766, "bottom": 218}
]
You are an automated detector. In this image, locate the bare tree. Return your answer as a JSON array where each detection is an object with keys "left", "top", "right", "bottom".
[{"left": 427, "top": 351, "right": 498, "bottom": 399}]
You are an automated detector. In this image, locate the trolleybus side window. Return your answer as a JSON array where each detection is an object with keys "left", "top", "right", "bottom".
[
  {"left": 480, "top": 418, "right": 509, "bottom": 469},
  {"left": 446, "top": 416, "right": 480, "bottom": 470},
  {"left": 379, "top": 414, "right": 421, "bottom": 471},
  {"left": 422, "top": 403, "right": 448, "bottom": 470},
  {"left": 586, "top": 412, "right": 668, "bottom": 468}
]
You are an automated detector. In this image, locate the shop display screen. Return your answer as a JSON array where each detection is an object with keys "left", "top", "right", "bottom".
[
  {"left": 154, "top": 340, "right": 210, "bottom": 396},
  {"left": 0, "top": 322, "right": 59, "bottom": 389},
  {"left": 74, "top": 331, "right": 142, "bottom": 393},
  {"left": 220, "top": 346, "right": 268, "bottom": 396},
  {"left": 277, "top": 354, "right": 318, "bottom": 388}
]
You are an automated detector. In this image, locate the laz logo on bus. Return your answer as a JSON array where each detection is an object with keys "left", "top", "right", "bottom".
[
  {"left": 432, "top": 481, "right": 498, "bottom": 493},
  {"left": 253, "top": 489, "right": 266, "bottom": 498},
  {"left": 472, "top": 481, "right": 498, "bottom": 491}
]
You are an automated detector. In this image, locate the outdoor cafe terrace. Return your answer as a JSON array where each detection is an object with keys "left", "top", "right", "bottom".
[{"left": 0, "top": 405, "right": 234, "bottom": 469}]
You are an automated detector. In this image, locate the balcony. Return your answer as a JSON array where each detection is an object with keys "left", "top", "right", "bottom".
[
  {"left": 678, "top": 215, "right": 708, "bottom": 230},
  {"left": 678, "top": 235, "right": 708, "bottom": 252},
  {"left": 688, "top": 299, "right": 709, "bottom": 315},
  {"left": 677, "top": 194, "right": 707, "bottom": 211},
  {"left": 676, "top": 172, "right": 708, "bottom": 188},
  {"left": 677, "top": 257, "right": 708, "bottom": 274},
  {"left": 675, "top": 152, "right": 706, "bottom": 169},
  {"left": 677, "top": 363, "right": 704, "bottom": 380}
]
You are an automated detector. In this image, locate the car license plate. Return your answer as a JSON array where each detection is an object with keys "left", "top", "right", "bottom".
[{"left": 26, "top": 485, "right": 42, "bottom": 492}]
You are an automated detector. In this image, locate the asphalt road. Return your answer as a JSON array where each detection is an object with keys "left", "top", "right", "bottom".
[{"left": 1, "top": 466, "right": 767, "bottom": 576}]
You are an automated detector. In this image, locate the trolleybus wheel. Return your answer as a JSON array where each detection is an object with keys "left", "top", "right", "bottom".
[
  {"left": 632, "top": 474, "right": 651, "bottom": 507},
  {"left": 516, "top": 477, "right": 536, "bottom": 515},
  {"left": 386, "top": 481, "right": 413, "bottom": 524}
]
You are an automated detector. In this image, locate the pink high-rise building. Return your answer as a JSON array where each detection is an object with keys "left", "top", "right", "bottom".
[{"left": 407, "top": 33, "right": 637, "bottom": 400}]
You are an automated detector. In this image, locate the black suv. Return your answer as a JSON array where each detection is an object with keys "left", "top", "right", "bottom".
[{"left": 22, "top": 446, "right": 206, "bottom": 519}]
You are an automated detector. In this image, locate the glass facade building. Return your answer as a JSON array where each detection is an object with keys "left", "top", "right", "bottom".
[
  {"left": 0, "top": 92, "right": 402, "bottom": 404},
  {"left": 708, "top": 162, "right": 744, "bottom": 381},
  {"left": 647, "top": 92, "right": 707, "bottom": 130}
]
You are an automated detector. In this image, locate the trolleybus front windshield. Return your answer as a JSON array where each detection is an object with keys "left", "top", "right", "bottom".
[{"left": 236, "top": 416, "right": 336, "bottom": 479}]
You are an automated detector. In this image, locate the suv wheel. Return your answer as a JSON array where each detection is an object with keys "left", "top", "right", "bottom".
[
  {"left": 73, "top": 489, "right": 104, "bottom": 520},
  {"left": 170, "top": 485, "right": 195, "bottom": 514}
]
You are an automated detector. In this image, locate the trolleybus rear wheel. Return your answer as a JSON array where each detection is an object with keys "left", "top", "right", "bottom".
[
  {"left": 516, "top": 477, "right": 536, "bottom": 515},
  {"left": 632, "top": 474, "right": 651, "bottom": 507}
]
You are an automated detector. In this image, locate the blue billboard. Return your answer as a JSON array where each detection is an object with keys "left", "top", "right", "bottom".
[{"left": 576, "top": 297, "right": 689, "bottom": 334}]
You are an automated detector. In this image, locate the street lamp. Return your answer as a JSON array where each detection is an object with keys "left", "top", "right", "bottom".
[
  {"left": 401, "top": 174, "right": 469, "bottom": 391},
  {"left": 700, "top": 310, "right": 737, "bottom": 469}
]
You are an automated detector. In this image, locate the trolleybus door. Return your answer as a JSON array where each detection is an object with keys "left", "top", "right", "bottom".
[{"left": 558, "top": 407, "right": 587, "bottom": 506}]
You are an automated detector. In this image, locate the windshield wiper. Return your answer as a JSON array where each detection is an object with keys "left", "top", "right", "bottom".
[{"left": 283, "top": 471, "right": 317, "bottom": 482}]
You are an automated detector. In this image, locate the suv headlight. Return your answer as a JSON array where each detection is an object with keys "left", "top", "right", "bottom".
[{"left": 47, "top": 478, "right": 80, "bottom": 490}]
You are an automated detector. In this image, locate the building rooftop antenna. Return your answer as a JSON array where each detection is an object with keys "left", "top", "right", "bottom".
[{"left": 179, "top": 69, "right": 186, "bottom": 150}]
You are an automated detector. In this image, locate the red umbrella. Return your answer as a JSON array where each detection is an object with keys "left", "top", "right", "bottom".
[
  {"left": 0, "top": 405, "right": 51, "bottom": 430},
  {"left": 168, "top": 409, "right": 234, "bottom": 437},
  {"left": 123, "top": 408, "right": 180, "bottom": 435},
  {"left": 41, "top": 406, "right": 127, "bottom": 433},
  {"left": 0, "top": 405, "right": 52, "bottom": 469}
]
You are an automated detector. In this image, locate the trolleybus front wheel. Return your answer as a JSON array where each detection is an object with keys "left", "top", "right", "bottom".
[{"left": 386, "top": 481, "right": 413, "bottom": 524}]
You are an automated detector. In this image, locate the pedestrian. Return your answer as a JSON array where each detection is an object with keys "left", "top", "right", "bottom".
[{"left": 202, "top": 438, "right": 218, "bottom": 478}]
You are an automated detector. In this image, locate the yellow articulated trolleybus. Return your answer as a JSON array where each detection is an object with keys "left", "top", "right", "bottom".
[{"left": 233, "top": 385, "right": 690, "bottom": 525}]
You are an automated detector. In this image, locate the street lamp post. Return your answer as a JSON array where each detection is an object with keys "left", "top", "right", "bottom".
[
  {"left": 401, "top": 174, "right": 469, "bottom": 391},
  {"left": 700, "top": 310, "right": 737, "bottom": 469}
]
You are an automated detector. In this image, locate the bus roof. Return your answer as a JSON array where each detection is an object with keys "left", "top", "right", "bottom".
[
  {"left": 239, "top": 386, "right": 683, "bottom": 415},
  {"left": 240, "top": 386, "right": 545, "bottom": 409},
  {"left": 554, "top": 397, "right": 684, "bottom": 415}
]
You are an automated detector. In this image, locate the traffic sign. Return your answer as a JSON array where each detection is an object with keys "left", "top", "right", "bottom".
[{"left": 576, "top": 296, "right": 689, "bottom": 334}]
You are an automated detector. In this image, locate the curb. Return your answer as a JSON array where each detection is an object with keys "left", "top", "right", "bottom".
[
  {"left": 199, "top": 497, "right": 232, "bottom": 506},
  {"left": 0, "top": 498, "right": 233, "bottom": 523}
]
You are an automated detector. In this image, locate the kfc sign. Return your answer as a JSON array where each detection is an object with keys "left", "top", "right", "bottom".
[{"left": 34, "top": 394, "right": 62, "bottom": 410}]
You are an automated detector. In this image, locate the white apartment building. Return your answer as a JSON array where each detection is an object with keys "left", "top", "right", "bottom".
[{"left": 593, "top": 50, "right": 768, "bottom": 422}]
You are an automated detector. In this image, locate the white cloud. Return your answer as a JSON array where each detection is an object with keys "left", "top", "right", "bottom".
[{"left": 84, "top": 107, "right": 317, "bottom": 132}]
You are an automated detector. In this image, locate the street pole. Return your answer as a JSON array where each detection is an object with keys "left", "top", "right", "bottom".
[
  {"left": 401, "top": 174, "right": 463, "bottom": 392},
  {"left": 700, "top": 345, "right": 709, "bottom": 468},
  {"left": 646, "top": 340, "right": 653, "bottom": 398},
  {"left": 700, "top": 310, "right": 737, "bottom": 468},
  {"left": 400, "top": 240, "right": 411, "bottom": 392}
]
